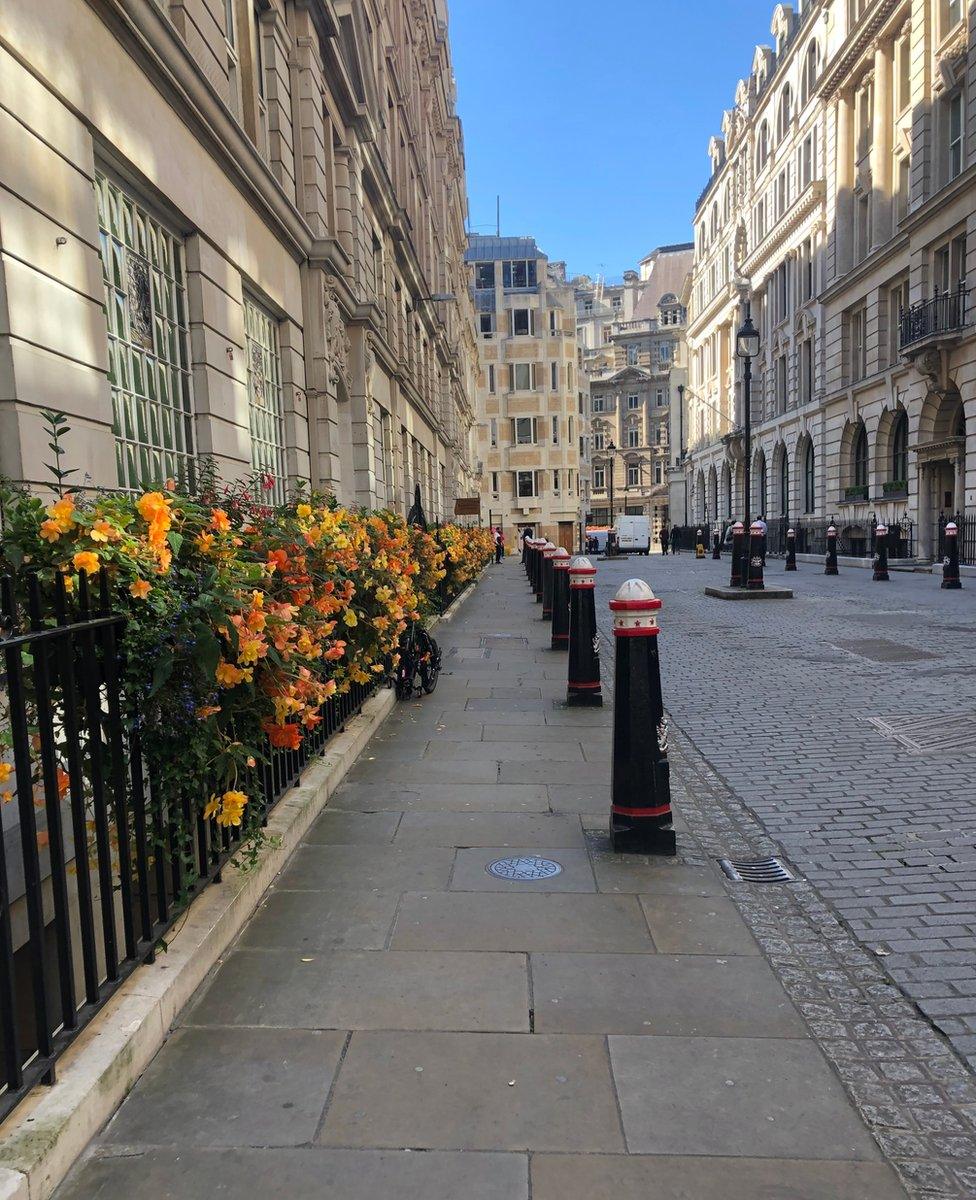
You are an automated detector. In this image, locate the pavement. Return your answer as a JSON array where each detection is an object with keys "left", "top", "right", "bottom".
[{"left": 52, "top": 555, "right": 976, "bottom": 1198}]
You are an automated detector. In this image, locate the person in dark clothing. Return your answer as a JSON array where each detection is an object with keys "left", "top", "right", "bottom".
[
  {"left": 669, "top": 524, "right": 681, "bottom": 554},
  {"left": 659, "top": 526, "right": 669, "bottom": 555},
  {"left": 494, "top": 528, "right": 504, "bottom": 564}
]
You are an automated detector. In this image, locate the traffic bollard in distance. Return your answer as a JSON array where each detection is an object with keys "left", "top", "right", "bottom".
[
  {"left": 541, "top": 542, "right": 558, "bottom": 618},
  {"left": 695, "top": 528, "right": 705, "bottom": 559},
  {"left": 873, "top": 524, "right": 890, "bottom": 581},
  {"left": 550, "top": 547, "right": 571, "bottom": 650},
  {"left": 534, "top": 539, "right": 548, "bottom": 602},
  {"left": 608, "top": 579, "right": 675, "bottom": 855},
  {"left": 567, "top": 556, "right": 602, "bottom": 706},
  {"left": 746, "top": 520, "right": 765, "bottom": 590},
  {"left": 729, "top": 521, "right": 745, "bottom": 587},
  {"left": 825, "top": 525, "right": 839, "bottom": 575},
  {"left": 943, "top": 522, "right": 962, "bottom": 589},
  {"left": 785, "top": 527, "right": 797, "bottom": 571},
  {"left": 712, "top": 528, "right": 721, "bottom": 559}
]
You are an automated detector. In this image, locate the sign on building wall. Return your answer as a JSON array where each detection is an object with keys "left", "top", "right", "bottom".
[{"left": 454, "top": 497, "right": 481, "bottom": 516}]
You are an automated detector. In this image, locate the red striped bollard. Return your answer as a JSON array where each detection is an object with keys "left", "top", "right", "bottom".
[
  {"left": 550, "top": 547, "right": 571, "bottom": 649},
  {"left": 873, "top": 524, "right": 890, "bottom": 581},
  {"left": 943, "top": 522, "right": 962, "bottom": 589},
  {"left": 567, "top": 556, "right": 602, "bottom": 706},
  {"left": 729, "top": 521, "right": 745, "bottom": 587},
  {"left": 609, "top": 580, "right": 675, "bottom": 856},
  {"left": 541, "top": 542, "right": 558, "bottom": 618},
  {"left": 746, "top": 520, "right": 765, "bottom": 590},
  {"left": 785, "top": 527, "right": 797, "bottom": 571},
  {"left": 825, "top": 525, "right": 839, "bottom": 575}
]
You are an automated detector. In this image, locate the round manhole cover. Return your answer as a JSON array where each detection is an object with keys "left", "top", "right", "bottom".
[{"left": 486, "top": 856, "right": 563, "bottom": 881}]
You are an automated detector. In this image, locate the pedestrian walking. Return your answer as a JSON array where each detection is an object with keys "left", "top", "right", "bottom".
[
  {"left": 659, "top": 525, "right": 669, "bottom": 555},
  {"left": 669, "top": 524, "right": 681, "bottom": 555},
  {"left": 493, "top": 527, "right": 504, "bottom": 564}
]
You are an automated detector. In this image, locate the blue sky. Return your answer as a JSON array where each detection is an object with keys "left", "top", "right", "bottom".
[{"left": 450, "top": 0, "right": 775, "bottom": 280}]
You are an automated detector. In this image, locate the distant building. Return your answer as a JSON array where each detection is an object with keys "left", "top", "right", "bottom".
[{"left": 466, "top": 236, "right": 586, "bottom": 550}]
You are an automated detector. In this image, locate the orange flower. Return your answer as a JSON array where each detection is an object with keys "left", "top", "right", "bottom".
[
  {"left": 215, "top": 661, "right": 245, "bottom": 687},
  {"left": 0, "top": 763, "right": 12, "bottom": 785},
  {"left": 129, "top": 579, "right": 151, "bottom": 599},
  {"left": 137, "top": 492, "right": 170, "bottom": 523},
  {"left": 210, "top": 509, "right": 231, "bottom": 533},
  {"left": 264, "top": 722, "right": 301, "bottom": 750},
  {"left": 47, "top": 495, "right": 76, "bottom": 532},
  {"left": 89, "top": 519, "right": 119, "bottom": 544},
  {"left": 72, "top": 550, "right": 100, "bottom": 575},
  {"left": 56, "top": 769, "right": 70, "bottom": 798},
  {"left": 195, "top": 705, "right": 221, "bottom": 719},
  {"left": 40, "top": 519, "right": 63, "bottom": 542}
]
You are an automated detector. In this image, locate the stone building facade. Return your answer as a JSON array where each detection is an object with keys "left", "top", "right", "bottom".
[
  {"left": 0, "top": 0, "right": 477, "bottom": 517},
  {"left": 466, "top": 235, "right": 585, "bottom": 551},
  {"left": 684, "top": 0, "right": 975, "bottom": 562},
  {"left": 582, "top": 245, "right": 693, "bottom": 537}
]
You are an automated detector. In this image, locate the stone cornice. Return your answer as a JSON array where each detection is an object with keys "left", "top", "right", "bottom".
[{"left": 817, "top": 0, "right": 900, "bottom": 96}]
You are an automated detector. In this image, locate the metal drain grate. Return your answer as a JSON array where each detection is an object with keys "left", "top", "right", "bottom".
[
  {"left": 718, "top": 857, "right": 795, "bottom": 883},
  {"left": 486, "top": 856, "right": 562, "bottom": 881},
  {"left": 862, "top": 713, "right": 976, "bottom": 756}
]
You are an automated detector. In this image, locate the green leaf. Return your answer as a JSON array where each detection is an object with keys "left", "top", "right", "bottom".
[
  {"left": 148, "top": 652, "right": 175, "bottom": 697},
  {"left": 168, "top": 531, "right": 183, "bottom": 556}
]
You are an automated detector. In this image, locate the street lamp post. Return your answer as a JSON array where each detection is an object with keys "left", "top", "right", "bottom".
[
  {"left": 676, "top": 384, "right": 687, "bottom": 524},
  {"left": 608, "top": 438, "right": 617, "bottom": 527},
  {"left": 735, "top": 306, "right": 760, "bottom": 582}
]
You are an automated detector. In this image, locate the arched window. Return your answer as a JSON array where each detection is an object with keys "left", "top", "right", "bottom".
[
  {"left": 801, "top": 42, "right": 820, "bottom": 104},
  {"left": 711, "top": 202, "right": 719, "bottom": 239},
  {"left": 891, "top": 410, "right": 908, "bottom": 483},
  {"left": 777, "top": 85, "right": 793, "bottom": 139},
  {"left": 757, "top": 453, "right": 768, "bottom": 514},
  {"left": 755, "top": 122, "right": 769, "bottom": 173},
  {"left": 779, "top": 453, "right": 789, "bottom": 516},
  {"left": 803, "top": 441, "right": 815, "bottom": 512},
  {"left": 853, "top": 424, "right": 868, "bottom": 488}
]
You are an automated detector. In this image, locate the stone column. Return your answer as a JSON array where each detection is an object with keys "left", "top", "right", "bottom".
[
  {"left": 835, "top": 91, "right": 855, "bottom": 277},
  {"left": 871, "top": 43, "right": 893, "bottom": 250}
]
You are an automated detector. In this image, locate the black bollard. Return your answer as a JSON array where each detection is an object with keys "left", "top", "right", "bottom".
[
  {"left": 785, "top": 527, "right": 797, "bottom": 571},
  {"left": 534, "top": 539, "right": 548, "bottom": 602},
  {"left": 825, "top": 524, "right": 839, "bottom": 575},
  {"left": 712, "top": 528, "right": 721, "bottom": 560},
  {"left": 942, "top": 521, "right": 962, "bottom": 589},
  {"left": 873, "top": 523, "right": 890, "bottom": 581},
  {"left": 524, "top": 537, "right": 535, "bottom": 582},
  {"left": 608, "top": 579, "right": 675, "bottom": 855},
  {"left": 550, "top": 547, "right": 571, "bottom": 650},
  {"left": 541, "top": 542, "right": 558, "bottom": 618},
  {"left": 695, "top": 528, "right": 705, "bottom": 559},
  {"left": 729, "top": 520, "right": 745, "bottom": 587},
  {"left": 746, "top": 520, "right": 765, "bottom": 590},
  {"left": 567, "top": 556, "right": 602, "bottom": 706}
]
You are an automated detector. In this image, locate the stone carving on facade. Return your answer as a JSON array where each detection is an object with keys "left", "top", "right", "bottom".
[
  {"left": 936, "top": 25, "right": 968, "bottom": 92},
  {"left": 323, "top": 281, "right": 351, "bottom": 396}
]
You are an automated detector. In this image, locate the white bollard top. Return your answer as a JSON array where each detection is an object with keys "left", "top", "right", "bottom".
[
  {"left": 569, "top": 555, "right": 597, "bottom": 587},
  {"left": 946, "top": 522, "right": 958, "bottom": 534},
  {"left": 609, "top": 578, "right": 662, "bottom": 635},
  {"left": 750, "top": 520, "right": 763, "bottom": 532},
  {"left": 827, "top": 525, "right": 837, "bottom": 535},
  {"left": 542, "top": 541, "right": 558, "bottom": 556},
  {"left": 732, "top": 521, "right": 744, "bottom": 533},
  {"left": 787, "top": 528, "right": 795, "bottom": 536},
  {"left": 551, "top": 546, "right": 571, "bottom": 566},
  {"left": 876, "top": 524, "right": 888, "bottom": 535}
]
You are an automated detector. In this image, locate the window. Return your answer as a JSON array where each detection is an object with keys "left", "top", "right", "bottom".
[
  {"left": 251, "top": 2, "right": 268, "bottom": 151},
  {"left": 804, "top": 441, "right": 815, "bottom": 512},
  {"left": 947, "top": 92, "right": 964, "bottom": 181},
  {"left": 627, "top": 345, "right": 640, "bottom": 365},
  {"left": 850, "top": 306, "right": 867, "bottom": 381},
  {"left": 755, "top": 121, "right": 769, "bottom": 173},
  {"left": 592, "top": 395, "right": 604, "bottom": 412},
  {"left": 654, "top": 462, "right": 663, "bottom": 484},
  {"left": 474, "top": 262, "right": 495, "bottom": 289},
  {"left": 512, "top": 308, "right": 533, "bottom": 336},
  {"left": 568, "top": 417, "right": 573, "bottom": 441},
  {"left": 943, "top": 0, "right": 963, "bottom": 32},
  {"left": 95, "top": 170, "right": 195, "bottom": 491},
  {"left": 895, "top": 35, "right": 910, "bottom": 115},
  {"left": 627, "top": 427, "right": 639, "bottom": 448},
  {"left": 480, "top": 312, "right": 495, "bottom": 337},
  {"left": 223, "top": 0, "right": 241, "bottom": 117},
  {"left": 550, "top": 361, "right": 558, "bottom": 391},
  {"left": 488, "top": 364, "right": 496, "bottom": 394},
  {"left": 777, "top": 85, "right": 793, "bottom": 140},
  {"left": 503, "top": 260, "right": 537, "bottom": 289},
  {"left": 491, "top": 471, "right": 500, "bottom": 495},
  {"left": 891, "top": 410, "right": 908, "bottom": 483},
  {"left": 514, "top": 417, "right": 535, "bottom": 445},
  {"left": 779, "top": 454, "right": 789, "bottom": 516},
  {"left": 244, "top": 296, "right": 287, "bottom": 501},
  {"left": 801, "top": 41, "right": 820, "bottom": 104},
  {"left": 627, "top": 394, "right": 640, "bottom": 409},
  {"left": 549, "top": 309, "right": 557, "bottom": 333},
  {"left": 516, "top": 470, "right": 536, "bottom": 498},
  {"left": 513, "top": 362, "right": 534, "bottom": 391},
  {"left": 551, "top": 415, "right": 559, "bottom": 445},
  {"left": 853, "top": 424, "right": 868, "bottom": 487},
  {"left": 490, "top": 417, "right": 498, "bottom": 446},
  {"left": 552, "top": 469, "right": 560, "bottom": 492},
  {"left": 798, "top": 133, "right": 815, "bottom": 189},
  {"left": 895, "top": 154, "right": 910, "bottom": 223},
  {"left": 935, "top": 234, "right": 967, "bottom": 292},
  {"left": 627, "top": 464, "right": 639, "bottom": 487},
  {"left": 888, "top": 280, "right": 910, "bottom": 363},
  {"left": 799, "top": 339, "right": 813, "bottom": 404},
  {"left": 656, "top": 388, "right": 666, "bottom": 406},
  {"left": 593, "top": 432, "right": 605, "bottom": 452},
  {"left": 776, "top": 354, "right": 788, "bottom": 413}
]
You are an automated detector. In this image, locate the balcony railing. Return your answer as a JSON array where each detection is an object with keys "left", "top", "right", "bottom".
[{"left": 899, "top": 285, "right": 970, "bottom": 351}]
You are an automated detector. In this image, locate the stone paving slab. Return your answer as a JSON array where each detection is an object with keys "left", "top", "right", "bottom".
[
  {"left": 276, "top": 844, "right": 454, "bottom": 891},
  {"left": 545, "top": 784, "right": 611, "bottom": 813},
  {"left": 345, "top": 759, "right": 499, "bottom": 784},
  {"left": 391, "top": 892, "right": 656, "bottom": 953},
  {"left": 393, "top": 812, "right": 585, "bottom": 848},
  {"left": 450, "top": 847, "right": 596, "bottom": 892},
  {"left": 302, "top": 811, "right": 402, "bottom": 844},
  {"left": 640, "top": 894, "right": 761, "bottom": 955},
  {"left": 531, "top": 952, "right": 806, "bottom": 1037},
  {"left": 329, "top": 781, "right": 551, "bottom": 812},
  {"left": 184, "top": 949, "right": 529, "bottom": 1031},
  {"left": 590, "top": 856, "right": 723, "bottom": 895},
  {"left": 530, "top": 1154, "right": 906, "bottom": 1200},
  {"left": 59, "top": 1148, "right": 529, "bottom": 1200},
  {"left": 609, "top": 1034, "right": 882, "bottom": 1159},
  {"left": 101, "top": 1027, "right": 345, "bottom": 1147},
  {"left": 317, "top": 1031, "right": 626, "bottom": 1152},
  {"left": 422, "top": 740, "right": 584, "bottom": 761},
  {"left": 237, "top": 889, "right": 401, "bottom": 951}
]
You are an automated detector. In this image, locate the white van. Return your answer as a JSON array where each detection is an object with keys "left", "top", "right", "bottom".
[{"left": 614, "top": 515, "right": 651, "bottom": 555}]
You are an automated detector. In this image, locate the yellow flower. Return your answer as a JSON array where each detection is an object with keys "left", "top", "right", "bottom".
[
  {"left": 214, "top": 790, "right": 248, "bottom": 827},
  {"left": 47, "top": 495, "right": 76, "bottom": 532},
  {"left": 0, "top": 763, "right": 12, "bottom": 784},
  {"left": 137, "top": 492, "right": 170, "bottom": 523},
  {"left": 89, "top": 519, "right": 119, "bottom": 544},
  {"left": 296, "top": 503, "right": 312, "bottom": 520},
  {"left": 237, "top": 637, "right": 263, "bottom": 666},
  {"left": 216, "top": 661, "right": 245, "bottom": 687},
  {"left": 203, "top": 794, "right": 220, "bottom": 821},
  {"left": 40, "top": 519, "right": 63, "bottom": 543},
  {"left": 343, "top": 609, "right": 358, "bottom": 628},
  {"left": 129, "top": 579, "right": 151, "bottom": 599},
  {"left": 72, "top": 550, "right": 100, "bottom": 575}
]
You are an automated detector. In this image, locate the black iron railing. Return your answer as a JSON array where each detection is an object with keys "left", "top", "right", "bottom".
[
  {"left": 765, "top": 516, "right": 914, "bottom": 560},
  {"left": 900, "top": 285, "right": 969, "bottom": 350},
  {"left": 0, "top": 570, "right": 375, "bottom": 1123}
]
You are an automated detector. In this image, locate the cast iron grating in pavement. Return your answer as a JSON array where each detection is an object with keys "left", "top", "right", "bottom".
[
  {"left": 718, "top": 857, "right": 795, "bottom": 883},
  {"left": 863, "top": 713, "right": 976, "bottom": 755},
  {"left": 486, "top": 855, "right": 563, "bottom": 880},
  {"left": 447, "top": 647, "right": 491, "bottom": 660},
  {"left": 830, "top": 637, "right": 938, "bottom": 663},
  {"left": 479, "top": 635, "right": 529, "bottom": 647}
]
